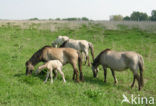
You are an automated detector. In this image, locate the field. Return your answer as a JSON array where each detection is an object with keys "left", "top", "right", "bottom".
[{"left": 0, "top": 20, "right": 156, "bottom": 106}]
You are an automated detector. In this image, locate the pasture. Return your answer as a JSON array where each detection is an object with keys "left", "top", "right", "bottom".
[{"left": 0, "top": 20, "right": 156, "bottom": 106}]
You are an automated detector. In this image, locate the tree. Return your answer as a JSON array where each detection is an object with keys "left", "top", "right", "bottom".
[
  {"left": 123, "top": 16, "right": 131, "bottom": 21},
  {"left": 130, "top": 11, "right": 148, "bottom": 21},
  {"left": 55, "top": 18, "right": 61, "bottom": 20},
  {"left": 62, "top": 17, "right": 79, "bottom": 21},
  {"left": 29, "top": 17, "right": 39, "bottom": 21},
  {"left": 110, "top": 15, "right": 123, "bottom": 21},
  {"left": 62, "top": 17, "right": 89, "bottom": 21},
  {"left": 81, "top": 17, "right": 89, "bottom": 21},
  {"left": 151, "top": 10, "right": 156, "bottom": 21}
]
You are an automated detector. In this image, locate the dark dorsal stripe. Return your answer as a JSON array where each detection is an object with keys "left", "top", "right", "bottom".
[{"left": 93, "top": 48, "right": 111, "bottom": 67}]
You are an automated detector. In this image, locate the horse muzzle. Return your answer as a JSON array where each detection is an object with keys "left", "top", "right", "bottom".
[{"left": 26, "top": 70, "right": 33, "bottom": 75}]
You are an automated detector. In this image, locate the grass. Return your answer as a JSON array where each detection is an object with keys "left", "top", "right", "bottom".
[{"left": 0, "top": 21, "right": 156, "bottom": 106}]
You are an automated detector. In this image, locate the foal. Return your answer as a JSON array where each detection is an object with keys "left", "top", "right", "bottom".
[{"left": 35, "top": 60, "right": 66, "bottom": 83}]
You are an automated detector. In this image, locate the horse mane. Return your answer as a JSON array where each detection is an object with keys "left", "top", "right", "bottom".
[
  {"left": 93, "top": 48, "right": 111, "bottom": 67},
  {"left": 59, "top": 40, "right": 68, "bottom": 48},
  {"left": 28, "top": 45, "right": 52, "bottom": 65}
]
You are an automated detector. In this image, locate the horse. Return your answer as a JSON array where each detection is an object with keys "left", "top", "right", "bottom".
[
  {"left": 52, "top": 36, "right": 69, "bottom": 48},
  {"left": 52, "top": 36, "right": 94, "bottom": 66},
  {"left": 25, "top": 45, "right": 83, "bottom": 82},
  {"left": 35, "top": 60, "right": 66, "bottom": 83},
  {"left": 92, "top": 49, "right": 144, "bottom": 91}
]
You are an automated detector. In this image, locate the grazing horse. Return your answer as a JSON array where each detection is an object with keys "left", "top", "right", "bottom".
[
  {"left": 35, "top": 60, "right": 66, "bottom": 83},
  {"left": 92, "top": 49, "right": 144, "bottom": 90},
  {"left": 52, "top": 36, "right": 69, "bottom": 48},
  {"left": 25, "top": 46, "right": 83, "bottom": 82},
  {"left": 52, "top": 36, "right": 94, "bottom": 66}
]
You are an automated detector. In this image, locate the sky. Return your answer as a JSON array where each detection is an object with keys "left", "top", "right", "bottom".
[{"left": 0, "top": 0, "right": 155, "bottom": 20}]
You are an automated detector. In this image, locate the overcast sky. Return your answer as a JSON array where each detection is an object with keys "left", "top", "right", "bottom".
[{"left": 0, "top": 0, "right": 155, "bottom": 20}]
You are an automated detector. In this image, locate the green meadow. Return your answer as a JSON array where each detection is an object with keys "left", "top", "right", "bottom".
[{"left": 0, "top": 21, "right": 156, "bottom": 106}]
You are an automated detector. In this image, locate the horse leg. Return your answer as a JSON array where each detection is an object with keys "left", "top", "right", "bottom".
[
  {"left": 73, "top": 71, "right": 76, "bottom": 80},
  {"left": 57, "top": 68, "right": 66, "bottom": 83},
  {"left": 87, "top": 56, "right": 90, "bottom": 66},
  {"left": 84, "top": 53, "right": 87, "bottom": 65},
  {"left": 84, "top": 50, "right": 90, "bottom": 66},
  {"left": 111, "top": 69, "right": 118, "bottom": 84},
  {"left": 85, "top": 56, "right": 87, "bottom": 65},
  {"left": 131, "top": 67, "right": 141, "bottom": 90},
  {"left": 82, "top": 52, "right": 87, "bottom": 64},
  {"left": 131, "top": 75, "right": 136, "bottom": 88},
  {"left": 103, "top": 67, "right": 107, "bottom": 82},
  {"left": 72, "top": 63, "right": 80, "bottom": 82},
  {"left": 49, "top": 69, "right": 53, "bottom": 84},
  {"left": 79, "top": 63, "right": 84, "bottom": 82},
  {"left": 44, "top": 71, "right": 50, "bottom": 83},
  {"left": 53, "top": 69, "right": 58, "bottom": 79},
  {"left": 135, "top": 74, "right": 141, "bottom": 91}
]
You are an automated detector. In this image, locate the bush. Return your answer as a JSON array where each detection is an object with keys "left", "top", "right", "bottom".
[{"left": 29, "top": 17, "right": 39, "bottom": 21}]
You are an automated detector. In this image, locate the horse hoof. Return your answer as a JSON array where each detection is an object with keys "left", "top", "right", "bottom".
[
  {"left": 138, "top": 87, "right": 141, "bottom": 91},
  {"left": 80, "top": 79, "right": 84, "bottom": 82},
  {"left": 114, "top": 82, "right": 118, "bottom": 85}
]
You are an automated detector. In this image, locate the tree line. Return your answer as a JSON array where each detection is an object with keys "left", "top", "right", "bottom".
[
  {"left": 110, "top": 10, "right": 156, "bottom": 21},
  {"left": 29, "top": 17, "right": 89, "bottom": 21}
]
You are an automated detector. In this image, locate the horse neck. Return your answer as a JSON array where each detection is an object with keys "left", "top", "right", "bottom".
[
  {"left": 38, "top": 64, "right": 47, "bottom": 70},
  {"left": 60, "top": 40, "right": 69, "bottom": 47},
  {"left": 29, "top": 58, "right": 40, "bottom": 66},
  {"left": 29, "top": 54, "right": 42, "bottom": 66},
  {"left": 93, "top": 56, "right": 100, "bottom": 68}
]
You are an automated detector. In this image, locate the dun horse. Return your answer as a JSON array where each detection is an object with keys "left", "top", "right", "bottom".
[
  {"left": 52, "top": 36, "right": 94, "bottom": 66},
  {"left": 25, "top": 46, "right": 83, "bottom": 82},
  {"left": 92, "top": 49, "right": 144, "bottom": 90}
]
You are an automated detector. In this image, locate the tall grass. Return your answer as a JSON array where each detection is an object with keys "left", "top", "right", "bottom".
[{"left": 1, "top": 20, "right": 156, "bottom": 33}]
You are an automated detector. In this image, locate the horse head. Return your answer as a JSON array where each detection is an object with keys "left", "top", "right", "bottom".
[
  {"left": 91, "top": 63, "right": 99, "bottom": 78},
  {"left": 51, "top": 42, "right": 57, "bottom": 48},
  {"left": 51, "top": 36, "right": 69, "bottom": 48},
  {"left": 25, "top": 61, "right": 34, "bottom": 75}
]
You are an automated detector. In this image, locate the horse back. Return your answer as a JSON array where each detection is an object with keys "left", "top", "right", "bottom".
[
  {"left": 100, "top": 50, "right": 138, "bottom": 70},
  {"left": 101, "top": 51, "right": 127, "bottom": 69},
  {"left": 42, "top": 47, "right": 78, "bottom": 64}
]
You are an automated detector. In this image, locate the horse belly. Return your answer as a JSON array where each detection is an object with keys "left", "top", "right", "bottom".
[
  {"left": 61, "top": 55, "right": 69, "bottom": 65},
  {"left": 106, "top": 59, "right": 127, "bottom": 71}
]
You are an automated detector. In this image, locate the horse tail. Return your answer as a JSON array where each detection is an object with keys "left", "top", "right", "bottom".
[
  {"left": 88, "top": 42, "right": 94, "bottom": 61},
  {"left": 77, "top": 51, "right": 83, "bottom": 81},
  {"left": 138, "top": 55, "right": 144, "bottom": 87}
]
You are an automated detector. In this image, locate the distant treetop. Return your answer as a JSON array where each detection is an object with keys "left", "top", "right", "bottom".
[
  {"left": 112, "top": 10, "right": 156, "bottom": 21},
  {"left": 29, "top": 17, "right": 39, "bottom": 21}
]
